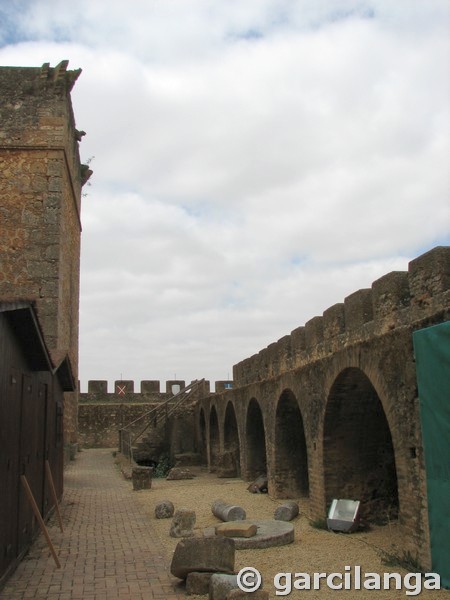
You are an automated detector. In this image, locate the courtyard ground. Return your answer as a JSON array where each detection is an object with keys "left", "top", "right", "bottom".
[
  {"left": 1, "top": 449, "right": 446, "bottom": 599},
  {"left": 131, "top": 459, "right": 447, "bottom": 599}
]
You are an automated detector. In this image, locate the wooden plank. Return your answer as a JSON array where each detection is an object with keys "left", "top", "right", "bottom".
[
  {"left": 20, "top": 476, "right": 60, "bottom": 569},
  {"left": 45, "top": 461, "right": 63, "bottom": 533}
]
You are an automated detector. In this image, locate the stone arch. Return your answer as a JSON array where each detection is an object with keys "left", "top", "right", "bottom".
[
  {"left": 323, "top": 367, "right": 399, "bottom": 523},
  {"left": 199, "top": 407, "right": 207, "bottom": 464},
  {"left": 274, "top": 389, "right": 309, "bottom": 498},
  {"left": 245, "top": 398, "right": 267, "bottom": 481},
  {"left": 223, "top": 401, "right": 241, "bottom": 477},
  {"left": 209, "top": 405, "right": 220, "bottom": 471}
]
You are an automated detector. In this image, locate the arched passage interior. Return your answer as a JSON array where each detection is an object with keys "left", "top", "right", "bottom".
[
  {"left": 245, "top": 398, "right": 267, "bottom": 481},
  {"left": 274, "top": 389, "right": 309, "bottom": 498},
  {"left": 323, "top": 367, "right": 399, "bottom": 523},
  {"left": 209, "top": 406, "right": 220, "bottom": 471},
  {"left": 223, "top": 401, "right": 241, "bottom": 477}
]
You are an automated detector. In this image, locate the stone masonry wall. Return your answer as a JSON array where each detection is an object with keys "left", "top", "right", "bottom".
[
  {"left": 77, "top": 379, "right": 219, "bottom": 448},
  {"left": 78, "top": 403, "right": 157, "bottom": 449},
  {"left": 0, "top": 62, "right": 91, "bottom": 446},
  {"left": 198, "top": 246, "right": 450, "bottom": 570}
]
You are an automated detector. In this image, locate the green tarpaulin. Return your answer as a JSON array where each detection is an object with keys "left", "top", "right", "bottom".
[{"left": 413, "top": 321, "right": 450, "bottom": 589}]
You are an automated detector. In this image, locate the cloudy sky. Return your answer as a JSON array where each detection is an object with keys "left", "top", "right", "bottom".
[{"left": 1, "top": 1, "right": 449, "bottom": 392}]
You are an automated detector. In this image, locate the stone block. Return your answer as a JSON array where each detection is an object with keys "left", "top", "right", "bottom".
[
  {"left": 167, "top": 467, "right": 195, "bottom": 480},
  {"left": 69, "top": 443, "right": 78, "bottom": 461},
  {"left": 212, "top": 500, "right": 246, "bottom": 521},
  {"left": 344, "top": 288, "right": 373, "bottom": 331},
  {"left": 155, "top": 500, "right": 174, "bottom": 519},
  {"left": 305, "top": 315, "right": 324, "bottom": 348},
  {"left": 209, "top": 574, "right": 239, "bottom": 600},
  {"left": 47, "top": 176, "right": 62, "bottom": 192},
  {"left": 291, "top": 325, "right": 306, "bottom": 350},
  {"left": 225, "top": 520, "right": 294, "bottom": 550},
  {"left": 257, "top": 347, "right": 270, "bottom": 379},
  {"left": 170, "top": 536, "right": 235, "bottom": 579},
  {"left": 88, "top": 380, "right": 108, "bottom": 393},
  {"left": 215, "top": 522, "right": 257, "bottom": 538},
  {"left": 247, "top": 475, "right": 268, "bottom": 494},
  {"left": 266, "top": 341, "right": 281, "bottom": 376},
  {"left": 408, "top": 246, "right": 450, "bottom": 302},
  {"left": 215, "top": 380, "right": 234, "bottom": 392},
  {"left": 231, "top": 359, "right": 246, "bottom": 385},
  {"left": 114, "top": 380, "right": 134, "bottom": 394},
  {"left": 202, "top": 526, "right": 217, "bottom": 538},
  {"left": 274, "top": 501, "right": 299, "bottom": 522},
  {"left": 186, "top": 571, "right": 213, "bottom": 595},
  {"left": 166, "top": 380, "right": 185, "bottom": 394},
  {"left": 372, "top": 271, "right": 410, "bottom": 319},
  {"left": 140, "top": 380, "right": 160, "bottom": 393},
  {"left": 170, "top": 508, "right": 196, "bottom": 538},
  {"left": 132, "top": 466, "right": 152, "bottom": 491},
  {"left": 277, "top": 334, "right": 293, "bottom": 370},
  {"left": 323, "top": 303, "right": 345, "bottom": 339}
]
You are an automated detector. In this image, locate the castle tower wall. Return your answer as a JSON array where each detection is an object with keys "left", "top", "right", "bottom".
[{"left": 0, "top": 62, "right": 90, "bottom": 444}]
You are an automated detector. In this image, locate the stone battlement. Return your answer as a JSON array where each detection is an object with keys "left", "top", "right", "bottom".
[
  {"left": 233, "top": 246, "right": 450, "bottom": 385},
  {"left": 82, "top": 379, "right": 233, "bottom": 397}
]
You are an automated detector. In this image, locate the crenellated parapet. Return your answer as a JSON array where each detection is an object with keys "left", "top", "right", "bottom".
[
  {"left": 80, "top": 379, "right": 232, "bottom": 401},
  {"left": 196, "top": 245, "right": 449, "bottom": 574},
  {"left": 233, "top": 246, "right": 450, "bottom": 386},
  {"left": 78, "top": 378, "right": 231, "bottom": 449},
  {"left": 82, "top": 379, "right": 187, "bottom": 402}
]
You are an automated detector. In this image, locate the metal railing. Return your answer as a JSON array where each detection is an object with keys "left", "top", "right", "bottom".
[{"left": 118, "top": 379, "right": 205, "bottom": 462}]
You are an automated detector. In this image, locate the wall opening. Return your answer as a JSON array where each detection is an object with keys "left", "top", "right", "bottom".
[
  {"left": 223, "top": 401, "right": 241, "bottom": 477},
  {"left": 323, "top": 368, "right": 399, "bottom": 524},
  {"left": 274, "top": 389, "right": 309, "bottom": 498},
  {"left": 245, "top": 398, "right": 267, "bottom": 481},
  {"left": 209, "top": 405, "right": 220, "bottom": 472}
]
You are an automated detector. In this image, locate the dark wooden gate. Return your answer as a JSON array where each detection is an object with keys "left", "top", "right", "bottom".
[
  {"left": 0, "top": 304, "right": 71, "bottom": 585},
  {"left": 0, "top": 368, "right": 21, "bottom": 577}
]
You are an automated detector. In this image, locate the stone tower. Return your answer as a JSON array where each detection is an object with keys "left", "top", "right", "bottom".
[{"left": 0, "top": 61, "right": 91, "bottom": 440}]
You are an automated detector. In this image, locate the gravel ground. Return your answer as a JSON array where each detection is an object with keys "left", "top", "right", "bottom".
[{"left": 126, "top": 463, "right": 447, "bottom": 599}]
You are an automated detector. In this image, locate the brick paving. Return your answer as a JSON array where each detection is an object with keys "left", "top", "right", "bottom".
[{"left": 1, "top": 449, "right": 185, "bottom": 599}]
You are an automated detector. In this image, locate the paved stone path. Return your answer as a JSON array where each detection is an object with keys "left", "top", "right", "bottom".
[{"left": 0, "top": 449, "right": 185, "bottom": 599}]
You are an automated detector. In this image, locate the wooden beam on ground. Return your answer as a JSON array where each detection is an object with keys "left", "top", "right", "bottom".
[
  {"left": 45, "top": 460, "right": 64, "bottom": 533},
  {"left": 20, "top": 475, "right": 61, "bottom": 568}
]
